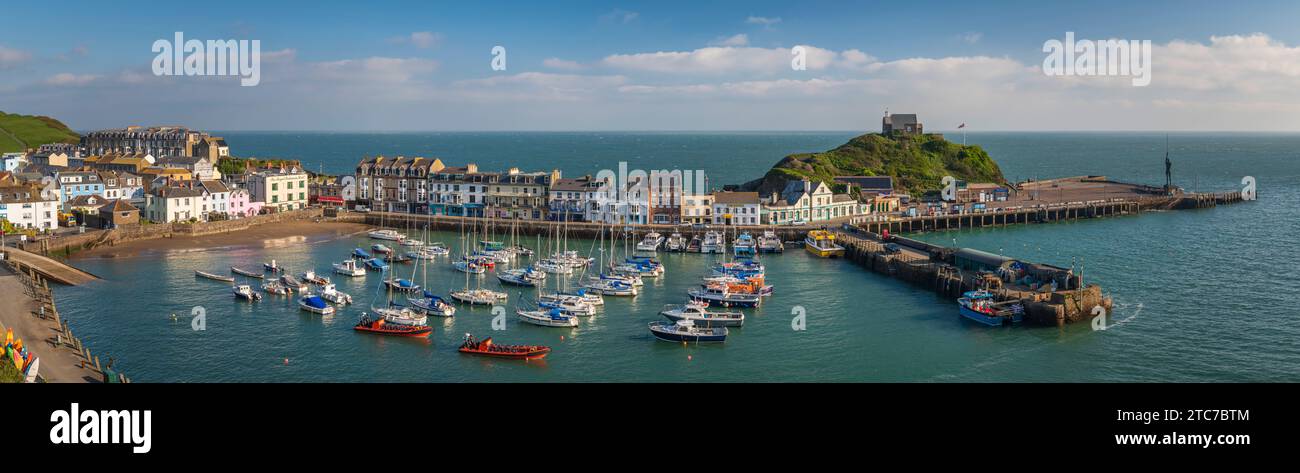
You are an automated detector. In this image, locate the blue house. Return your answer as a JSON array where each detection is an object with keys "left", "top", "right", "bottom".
[{"left": 56, "top": 171, "right": 105, "bottom": 210}]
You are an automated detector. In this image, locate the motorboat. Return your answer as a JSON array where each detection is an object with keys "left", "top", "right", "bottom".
[
  {"left": 516, "top": 307, "right": 579, "bottom": 328},
  {"left": 384, "top": 278, "right": 421, "bottom": 293},
  {"left": 649, "top": 319, "right": 727, "bottom": 343},
  {"left": 497, "top": 268, "right": 545, "bottom": 287},
  {"left": 450, "top": 289, "right": 508, "bottom": 305},
  {"left": 958, "top": 290, "right": 1024, "bottom": 326},
  {"left": 636, "top": 232, "right": 665, "bottom": 252},
  {"left": 371, "top": 243, "right": 394, "bottom": 255},
  {"left": 319, "top": 284, "right": 353, "bottom": 305},
  {"left": 351, "top": 248, "right": 371, "bottom": 259},
  {"left": 375, "top": 304, "right": 428, "bottom": 326},
  {"left": 299, "top": 295, "right": 335, "bottom": 315},
  {"left": 353, "top": 314, "right": 431, "bottom": 337},
  {"left": 263, "top": 260, "right": 284, "bottom": 273},
  {"left": 261, "top": 280, "right": 292, "bottom": 295},
  {"left": 301, "top": 270, "right": 330, "bottom": 286},
  {"left": 333, "top": 259, "right": 366, "bottom": 277},
  {"left": 701, "top": 231, "right": 725, "bottom": 254},
  {"left": 409, "top": 291, "right": 456, "bottom": 317},
  {"left": 665, "top": 233, "right": 687, "bottom": 252},
  {"left": 458, "top": 334, "right": 550, "bottom": 359},
  {"left": 758, "top": 230, "right": 784, "bottom": 253},
  {"left": 368, "top": 229, "right": 404, "bottom": 241},
  {"left": 232, "top": 284, "right": 262, "bottom": 301},
  {"left": 280, "top": 274, "right": 310, "bottom": 293},
  {"left": 804, "top": 230, "right": 845, "bottom": 258},
  {"left": 687, "top": 283, "right": 762, "bottom": 308},
  {"left": 733, "top": 232, "right": 757, "bottom": 257}
]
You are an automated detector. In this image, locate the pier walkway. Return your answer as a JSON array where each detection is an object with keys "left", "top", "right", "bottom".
[
  {"left": 0, "top": 262, "right": 103, "bottom": 382},
  {"left": 0, "top": 247, "right": 99, "bottom": 286}
]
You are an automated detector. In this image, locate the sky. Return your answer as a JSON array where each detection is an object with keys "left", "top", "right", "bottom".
[{"left": 2, "top": 0, "right": 1300, "bottom": 131}]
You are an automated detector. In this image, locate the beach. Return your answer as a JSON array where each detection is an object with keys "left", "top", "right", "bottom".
[{"left": 74, "top": 221, "right": 372, "bottom": 260}]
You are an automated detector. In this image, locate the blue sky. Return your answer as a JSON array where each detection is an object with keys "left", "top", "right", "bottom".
[{"left": 3, "top": 0, "right": 1299, "bottom": 131}]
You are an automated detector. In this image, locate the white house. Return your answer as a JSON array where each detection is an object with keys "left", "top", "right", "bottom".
[
  {"left": 249, "top": 165, "right": 308, "bottom": 212},
  {"left": 99, "top": 171, "right": 145, "bottom": 205},
  {"left": 711, "top": 191, "right": 761, "bottom": 226},
  {"left": 0, "top": 184, "right": 59, "bottom": 230},
  {"left": 192, "top": 180, "right": 232, "bottom": 218},
  {"left": 762, "top": 180, "right": 866, "bottom": 225},
  {"left": 2, "top": 153, "right": 27, "bottom": 172},
  {"left": 144, "top": 185, "right": 203, "bottom": 223}
]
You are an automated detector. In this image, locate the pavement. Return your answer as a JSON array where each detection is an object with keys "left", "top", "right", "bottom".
[{"left": 0, "top": 264, "right": 101, "bottom": 382}]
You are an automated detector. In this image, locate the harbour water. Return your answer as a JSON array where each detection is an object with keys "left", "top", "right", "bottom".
[{"left": 55, "top": 132, "right": 1300, "bottom": 381}]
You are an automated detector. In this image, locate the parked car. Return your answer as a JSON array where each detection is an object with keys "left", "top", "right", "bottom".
[{"left": 789, "top": 218, "right": 807, "bottom": 226}]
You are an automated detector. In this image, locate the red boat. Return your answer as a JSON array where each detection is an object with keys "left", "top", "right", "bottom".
[
  {"left": 458, "top": 335, "right": 550, "bottom": 359},
  {"left": 353, "top": 315, "right": 432, "bottom": 337}
]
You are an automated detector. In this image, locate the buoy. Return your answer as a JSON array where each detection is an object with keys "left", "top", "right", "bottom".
[
  {"left": 559, "top": 335, "right": 565, "bottom": 341},
  {"left": 283, "top": 358, "right": 289, "bottom": 365},
  {"left": 687, "top": 355, "right": 693, "bottom": 361}
]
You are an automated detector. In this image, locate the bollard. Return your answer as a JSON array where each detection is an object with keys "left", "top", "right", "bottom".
[{"left": 93, "top": 356, "right": 101, "bottom": 371}]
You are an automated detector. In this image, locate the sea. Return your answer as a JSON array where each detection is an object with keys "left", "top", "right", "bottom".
[{"left": 52, "top": 131, "right": 1300, "bottom": 382}]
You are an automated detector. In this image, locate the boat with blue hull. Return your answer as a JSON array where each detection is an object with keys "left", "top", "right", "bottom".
[
  {"left": 364, "top": 258, "right": 388, "bottom": 271},
  {"left": 733, "top": 232, "right": 757, "bottom": 257},
  {"left": 687, "top": 284, "right": 762, "bottom": 308},
  {"left": 409, "top": 292, "right": 456, "bottom": 317},
  {"left": 957, "top": 290, "right": 1024, "bottom": 326},
  {"left": 352, "top": 248, "right": 371, "bottom": 259},
  {"left": 649, "top": 320, "right": 728, "bottom": 343}
]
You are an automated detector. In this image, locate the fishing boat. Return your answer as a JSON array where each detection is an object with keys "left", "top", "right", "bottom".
[
  {"left": 665, "top": 233, "right": 686, "bottom": 252},
  {"left": 351, "top": 248, "right": 371, "bottom": 259},
  {"left": 497, "top": 268, "right": 545, "bottom": 287},
  {"left": 280, "top": 274, "right": 310, "bottom": 293},
  {"left": 661, "top": 301, "right": 744, "bottom": 327},
  {"left": 758, "top": 230, "right": 784, "bottom": 253},
  {"left": 301, "top": 270, "right": 330, "bottom": 286},
  {"left": 333, "top": 259, "right": 366, "bottom": 277},
  {"left": 196, "top": 270, "right": 236, "bottom": 282},
  {"left": 636, "top": 232, "right": 665, "bottom": 252},
  {"left": 231, "top": 266, "right": 264, "bottom": 279},
  {"left": 353, "top": 314, "right": 432, "bottom": 337},
  {"left": 263, "top": 260, "right": 284, "bottom": 273},
  {"left": 232, "top": 284, "right": 263, "bottom": 301},
  {"left": 733, "top": 232, "right": 757, "bottom": 257},
  {"left": 453, "top": 260, "right": 486, "bottom": 274},
  {"left": 701, "top": 231, "right": 725, "bottom": 254},
  {"left": 299, "top": 295, "right": 335, "bottom": 315},
  {"left": 371, "top": 243, "right": 393, "bottom": 255},
  {"left": 368, "top": 229, "right": 404, "bottom": 241},
  {"left": 687, "top": 284, "right": 762, "bottom": 308},
  {"left": 383, "top": 253, "right": 413, "bottom": 264},
  {"left": 451, "top": 288, "right": 508, "bottom": 305},
  {"left": 384, "top": 278, "right": 421, "bottom": 293},
  {"left": 804, "top": 230, "right": 845, "bottom": 258},
  {"left": 517, "top": 307, "right": 579, "bottom": 328},
  {"left": 957, "top": 290, "right": 1024, "bottom": 326},
  {"left": 261, "top": 280, "right": 292, "bottom": 295},
  {"left": 319, "top": 284, "right": 353, "bottom": 305},
  {"left": 458, "top": 334, "right": 550, "bottom": 359},
  {"left": 649, "top": 319, "right": 728, "bottom": 343},
  {"left": 686, "top": 234, "right": 702, "bottom": 253},
  {"left": 409, "top": 291, "right": 456, "bottom": 317}
]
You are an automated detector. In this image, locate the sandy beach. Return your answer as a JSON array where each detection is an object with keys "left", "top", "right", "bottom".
[{"left": 74, "top": 221, "right": 373, "bottom": 260}]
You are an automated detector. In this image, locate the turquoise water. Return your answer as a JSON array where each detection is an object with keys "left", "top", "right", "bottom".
[{"left": 53, "top": 132, "right": 1300, "bottom": 381}]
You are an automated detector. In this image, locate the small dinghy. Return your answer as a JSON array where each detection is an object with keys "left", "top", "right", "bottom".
[
  {"left": 263, "top": 260, "right": 284, "bottom": 273},
  {"left": 351, "top": 248, "right": 371, "bottom": 259},
  {"left": 299, "top": 295, "right": 335, "bottom": 315},
  {"left": 333, "top": 259, "right": 366, "bottom": 277},
  {"left": 319, "top": 284, "right": 353, "bottom": 305},
  {"left": 371, "top": 244, "right": 393, "bottom": 255},
  {"left": 409, "top": 291, "right": 456, "bottom": 317},
  {"left": 232, "top": 284, "right": 263, "bottom": 301},
  {"left": 231, "top": 266, "right": 264, "bottom": 279},
  {"left": 649, "top": 319, "right": 728, "bottom": 343},
  {"left": 196, "top": 270, "right": 235, "bottom": 282},
  {"left": 353, "top": 314, "right": 432, "bottom": 337},
  {"left": 458, "top": 334, "right": 550, "bottom": 359},
  {"left": 517, "top": 307, "right": 579, "bottom": 328},
  {"left": 301, "top": 270, "right": 330, "bottom": 286},
  {"left": 261, "top": 280, "right": 292, "bottom": 295},
  {"left": 661, "top": 301, "right": 744, "bottom": 327},
  {"left": 385, "top": 278, "right": 421, "bottom": 293}
]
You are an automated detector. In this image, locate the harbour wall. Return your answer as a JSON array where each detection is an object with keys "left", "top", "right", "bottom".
[{"left": 20, "top": 208, "right": 326, "bottom": 257}]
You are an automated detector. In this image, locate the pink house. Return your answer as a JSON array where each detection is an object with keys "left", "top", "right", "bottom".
[{"left": 228, "top": 188, "right": 264, "bottom": 218}]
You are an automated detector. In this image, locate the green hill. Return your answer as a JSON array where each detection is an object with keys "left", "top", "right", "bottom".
[
  {"left": 0, "top": 111, "right": 80, "bottom": 153},
  {"left": 741, "top": 132, "right": 1007, "bottom": 196}
]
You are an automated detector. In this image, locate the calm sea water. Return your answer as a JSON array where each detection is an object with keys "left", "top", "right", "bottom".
[{"left": 54, "top": 132, "right": 1300, "bottom": 382}]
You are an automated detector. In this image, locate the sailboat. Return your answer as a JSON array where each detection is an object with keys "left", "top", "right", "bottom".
[{"left": 450, "top": 213, "right": 507, "bottom": 305}]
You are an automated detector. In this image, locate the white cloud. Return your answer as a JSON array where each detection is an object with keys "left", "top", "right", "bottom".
[
  {"left": 599, "top": 9, "right": 639, "bottom": 24},
  {"left": 746, "top": 16, "right": 782, "bottom": 27},
  {"left": 960, "top": 32, "right": 983, "bottom": 44},
  {"left": 390, "top": 31, "right": 444, "bottom": 49},
  {"left": 542, "top": 57, "right": 585, "bottom": 71},
  {"left": 44, "top": 73, "right": 100, "bottom": 86},
  {"left": 601, "top": 45, "right": 841, "bottom": 74},
  {"left": 0, "top": 45, "right": 31, "bottom": 69},
  {"left": 710, "top": 34, "right": 749, "bottom": 47}
]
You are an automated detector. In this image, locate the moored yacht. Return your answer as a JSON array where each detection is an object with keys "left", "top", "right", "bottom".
[{"left": 636, "top": 232, "right": 665, "bottom": 252}]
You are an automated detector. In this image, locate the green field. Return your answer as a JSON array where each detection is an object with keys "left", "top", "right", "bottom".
[{"left": 0, "top": 111, "right": 80, "bottom": 153}]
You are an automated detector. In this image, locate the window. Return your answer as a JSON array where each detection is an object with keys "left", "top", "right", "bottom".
[{"left": 272, "top": 183, "right": 278, "bottom": 191}]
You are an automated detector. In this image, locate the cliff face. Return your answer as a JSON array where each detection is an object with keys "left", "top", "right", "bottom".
[{"left": 741, "top": 133, "right": 1006, "bottom": 196}]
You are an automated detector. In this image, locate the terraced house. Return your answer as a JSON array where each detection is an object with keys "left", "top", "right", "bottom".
[
  {"left": 0, "top": 183, "right": 58, "bottom": 230},
  {"left": 548, "top": 176, "right": 603, "bottom": 222},
  {"left": 354, "top": 156, "right": 444, "bottom": 213},
  {"left": 485, "top": 168, "right": 559, "bottom": 220},
  {"left": 55, "top": 170, "right": 104, "bottom": 210},
  {"left": 761, "top": 180, "right": 866, "bottom": 225},
  {"left": 428, "top": 164, "right": 494, "bottom": 217},
  {"left": 249, "top": 165, "right": 309, "bottom": 212}
]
